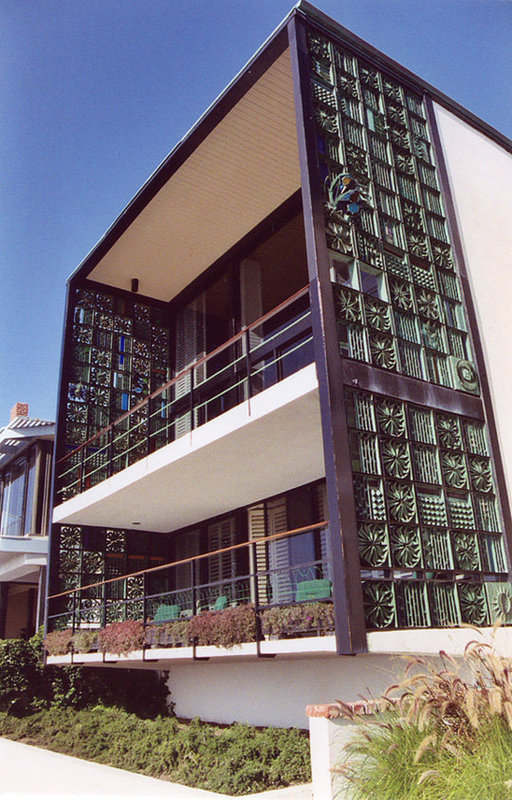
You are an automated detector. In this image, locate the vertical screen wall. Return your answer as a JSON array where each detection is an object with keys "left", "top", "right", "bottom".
[{"left": 304, "top": 24, "right": 511, "bottom": 629}]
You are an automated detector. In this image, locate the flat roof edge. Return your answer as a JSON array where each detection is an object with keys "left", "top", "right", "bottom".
[
  {"left": 66, "top": 7, "right": 298, "bottom": 287},
  {"left": 297, "top": 0, "right": 512, "bottom": 154}
]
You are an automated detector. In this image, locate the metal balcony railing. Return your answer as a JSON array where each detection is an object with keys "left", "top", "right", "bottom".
[
  {"left": 57, "top": 286, "right": 313, "bottom": 503},
  {"left": 47, "top": 522, "right": 334, "bottom": 648}
]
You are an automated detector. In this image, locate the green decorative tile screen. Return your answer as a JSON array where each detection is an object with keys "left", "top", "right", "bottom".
[
  {"left": 346, "top": 388, "right": 508, "bottom": 629},
  {"left": 66, "top": 287, "right": 169, "bottom": 451},
  {"left": 307, "top": 29, "right": 479, "bottom": 394}
]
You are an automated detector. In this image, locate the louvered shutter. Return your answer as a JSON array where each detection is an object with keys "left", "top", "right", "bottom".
[
  {"left": 267, "top": 497, "right": 292, "bottom": 604},
  {"left": 248, "top": 503, "right": 267, "bottom": 604},
  {"left": 208, "top": 517, "right": 236, "bottom": 586}
]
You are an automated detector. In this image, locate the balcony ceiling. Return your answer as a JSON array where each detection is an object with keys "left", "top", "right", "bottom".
[{"left": 87, "top": 48, "right": 301, "bottom": 303}]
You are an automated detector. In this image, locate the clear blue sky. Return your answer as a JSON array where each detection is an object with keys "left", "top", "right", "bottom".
[{"left": 1, "top": 0, "right": 510, "bottom": 424}]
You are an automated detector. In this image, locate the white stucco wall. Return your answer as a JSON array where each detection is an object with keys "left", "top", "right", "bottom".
[
  {"left": 433, "top": 105, "right": 512, "bottom": 501},
  {"left": 167, "top": 653, "right": 402, "bottom": 728}
]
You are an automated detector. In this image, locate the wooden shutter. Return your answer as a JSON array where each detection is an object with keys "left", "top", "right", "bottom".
[
  {"left": 267, "top": 497, "right": 292, "bottom": 604},
  {"left": 248, "top": 503, "right": 267, "bottom": 604},
  {"left": 208, "top": 517, "right": 236, "bottom": 585}
]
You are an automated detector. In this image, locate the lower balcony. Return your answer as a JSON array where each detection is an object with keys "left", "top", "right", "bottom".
[{"left": 46, "top": 522, "right": 338, "bottom": 665}]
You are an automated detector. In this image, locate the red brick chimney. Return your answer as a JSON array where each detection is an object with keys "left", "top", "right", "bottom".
[{"left": 10, "top": 402, "right": 29, "bottom": 422}]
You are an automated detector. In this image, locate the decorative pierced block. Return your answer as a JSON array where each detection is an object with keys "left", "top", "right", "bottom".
[
  {"left": 452, "top": 533, "right": 480, "bottom": 572},
  {"left": 441, "top": 452, "right": 468, "bottom": 489},
  {"left": 430, "top": 583, "right": 460, "bottom": 626},
  {"left": 465, "top": 422, "right": 489, "bottom": 456},
  {"left": 390, "top": 525, "right": 422, "bottom": 568},
  {"left": 386, "top": 481, "right": 416, "bottom": 523},
  {"left": 486, "top": 582, "right": 512, "bottom": 625},
  {"left": 447, "top": 493, "right": 475, "bottom": 529},
  {"left": 479, "top": 534, "right": 506, "bottom": 574},
  {"left": 60, "top": 526, "right": 83, "bottom": 550},
  {"left": 396, "top": 581, "right": 430, "bottom": 628},
  {"left": 351, "top": 432, "right": 380, "bottom": 475},
  {"left": 398, "top": 341, "right": 423, "bottom": 380},
  {"left": 364, "top": 297, "right": 392, "bottom": 331},
  {"left": 370, "top": 332, "right": 397, "bottom": 369},
  {"left": 350, "top": 391, "right": 376, "bottom": 432},
  {"left": 474, "top": 494, "right": 500, "bottom": 533},
  {"left": 422, "top": 528, "right": 453, "bottom": 570},
  {"left": 458, "top": 583, "right": 488, "bottom": 626},
  {"left": 468, "top": 458, "right": 493, "bottom": 494},
  {"left": 409, "top": 406, "right": 435, "bottom": 444},
  {"left": 436, "top": 414, "right": 462, "bottom": 449},
  {"left": 362, "top": 581, "right": 396, "bottom": 629},
  {"left": 381, "top": 439, "right": 411, "bottom": 479},
  {"left": 334, "top": 286, "right": 362, "bottom": 323},
  {"left": 417, "top": 490, "right": 447, "bottom": 526},
  {"left": 354, "top": 476, "right": 386, "bottom": 520},
  {"left": 358, "top": 523, "right": 389, "bottom": 567},
  {"left": 376, "top": 398, "right": 406, "bottom": 437},
  {"left": 412, "top": 444, "right": 440, "bottom": 484}
]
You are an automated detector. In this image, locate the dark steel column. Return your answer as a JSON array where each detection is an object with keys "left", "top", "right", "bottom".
[{"left": 288, "top": 15, "right": 366, "bottom": 654}]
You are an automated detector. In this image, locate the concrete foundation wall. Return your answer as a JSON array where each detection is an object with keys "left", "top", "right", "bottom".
[{"left": 167, "top": 653, "right": 401, "bottom": 728}]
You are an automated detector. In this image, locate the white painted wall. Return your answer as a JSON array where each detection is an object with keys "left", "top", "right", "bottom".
[
  {"left": 167, "top": 653, "right": 403, "bottom": 728},
  {"left": 434, "top": 105, "right": 512, "bottom": 501}
]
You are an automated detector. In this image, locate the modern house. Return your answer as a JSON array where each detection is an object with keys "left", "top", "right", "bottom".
[
  {"left": 0, "top": 404, "right": 53, "bottom": 639},
  {"left": 45, "top": 2, "right": 512, "bottom": 727}
]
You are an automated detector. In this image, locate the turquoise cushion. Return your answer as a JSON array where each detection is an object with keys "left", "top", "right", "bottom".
[
  {"left": 153, "top": 603, "right": 180, "bottom": 622},
  {"left": 295, "top": 579, "right": 332, "bottom": 602}
]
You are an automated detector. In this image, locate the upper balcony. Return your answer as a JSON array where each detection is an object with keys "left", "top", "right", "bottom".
[{"left": 54, "top": 287, "right": 325, "bottom": 532}]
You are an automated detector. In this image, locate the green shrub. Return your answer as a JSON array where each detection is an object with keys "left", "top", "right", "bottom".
[
  {"left": 71, "top": 630, "right": 98, "bottom": 653},
  {"left": 261, "top": 601, "right": 334, "bottom": 637},
  {"left": 0, "top": 636, "right": 46, "bottom": 714},
  {"left": 44, "top": 628, "right": 73, "bottom": 656},
  {"left": 145, "top": 619, "right": 190, "bottom": 648},
  {"left": 0, "top": 707, "right": 310, "bottom": 795},
  {"left": 189, "top": 604, "right": 257, "bottom": 648},
  {"left": 0, "top": 630, "right": 168, "bottom": 717}
]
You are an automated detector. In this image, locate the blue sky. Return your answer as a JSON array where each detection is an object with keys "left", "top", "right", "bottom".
[{"left": 1, "top": 0, "right": 510, "bottom": 424}]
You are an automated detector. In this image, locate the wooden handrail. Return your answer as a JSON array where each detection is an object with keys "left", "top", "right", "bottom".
[
  {"left": 48, "top": 520, "right": 328, "bottom": 599},
  {"left": 58, "top": 284, "right": 310, "bottom": 465}
]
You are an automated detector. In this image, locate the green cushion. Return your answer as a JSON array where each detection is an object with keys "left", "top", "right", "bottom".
[
  {"left": 153, "top": 603, "right": 180, "bottom": 622},
  {"left": 213, "top": 595, "right": 228, "bottom": 611},
  {"left": 295, "top": 579, "right": 332, "bottom": 602}
]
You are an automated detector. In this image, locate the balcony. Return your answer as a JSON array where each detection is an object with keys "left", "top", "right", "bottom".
[
  {"left": 53, "top": 287, "right": 325, "bottom": 532},
  {"left": 46, "top": 522, "right": 338, "bottom": 663}
]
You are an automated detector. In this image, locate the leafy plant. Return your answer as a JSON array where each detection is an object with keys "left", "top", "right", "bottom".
[
  {"left": 189, "top": 604, "right": 257, "bottom": 648},
  {"left": 0, "top": 707, "right": 310, "bottom": 795},
  {"left": 44, "top": 629, "right": 73, "bottom": 656},
  {"left": 97, "top": 620, "right": 145, "bottom": 655},
  {"left": 261, "top": 602, "right": 335, "bottom": 637},
  {"left": 145, "top": 619, "right": 190, "bottom": 648},
  {"left": 71, "top": 630, "right": 98, "bottom": 653},
  {"left": 0, "top": 636, "right": 46, "bottom": 714}
]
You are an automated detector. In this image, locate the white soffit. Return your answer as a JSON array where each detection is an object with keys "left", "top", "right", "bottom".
[
  {"left": 88, "top": 49, "right": 300, "bottom": 302},
  {"left": 52, "top": 366, "right": 324, "bottom": 532}
]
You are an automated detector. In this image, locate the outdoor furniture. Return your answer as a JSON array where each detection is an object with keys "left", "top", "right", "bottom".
[
  {"left": 153, "top": 603, "right": 180, "bottom": 622},
  {"left": 213, "top": 595, "right": 228, "bottom": 611},
  {"left": 295, "top": 579, "right": 332, "bottom": 602}
]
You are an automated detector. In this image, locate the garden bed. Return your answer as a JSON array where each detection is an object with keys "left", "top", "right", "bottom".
[{"left": 0, "top": 706, "right": 311, "bottom": 796}]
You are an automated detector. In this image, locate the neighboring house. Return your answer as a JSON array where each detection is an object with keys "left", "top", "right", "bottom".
[
  {"left": 0, "top": 404, "right": 54, "bottom": 639},
  {"left": 45, "top": 2, "right": 512, "bottom": 727}
]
